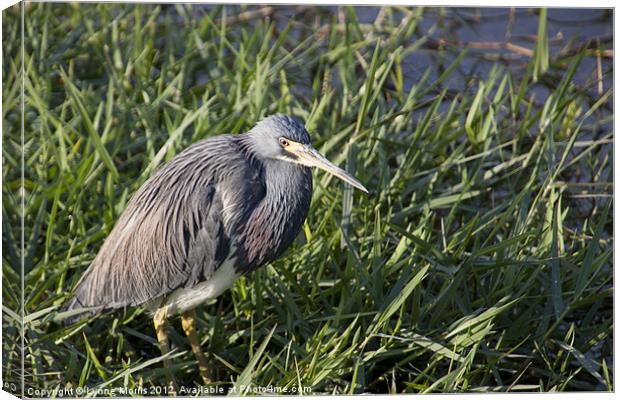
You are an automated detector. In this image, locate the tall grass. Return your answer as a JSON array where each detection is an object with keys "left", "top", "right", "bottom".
[{"left": 2, "top": 4, "right": 613, "bottom": 394}]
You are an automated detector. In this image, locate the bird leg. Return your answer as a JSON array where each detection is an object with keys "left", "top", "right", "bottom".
[
  {"left": 153, "top": 306, "right": 177, "bottom": 394},
  {"left": 181, "top": 309, "right": 212, "bottom": 385}
]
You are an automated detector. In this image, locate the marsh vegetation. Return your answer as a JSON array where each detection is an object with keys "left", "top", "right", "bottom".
[{"left": 2, "top": 4, "right": 613, "bottom": 394}]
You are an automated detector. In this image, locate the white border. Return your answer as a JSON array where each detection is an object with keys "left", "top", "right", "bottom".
[{"left": 0, "top": 2, "right": 616, "bottom": 400}]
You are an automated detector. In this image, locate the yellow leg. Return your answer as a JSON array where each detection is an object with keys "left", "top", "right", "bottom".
[
  {"left": 153, "top": 306, "right": 177, "bottom": 394},
  {"left": 181, "top": 309, "right": 212, "bottom": 385}
]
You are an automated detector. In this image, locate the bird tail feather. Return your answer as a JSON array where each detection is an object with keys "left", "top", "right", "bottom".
[{"left": 60, "top": 296, "right": 103, "bottom": 325}]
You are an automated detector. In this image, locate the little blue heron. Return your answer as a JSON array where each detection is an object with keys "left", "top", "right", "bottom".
[{"left": 64, "top": 114, "right": 367, "bottom": 386}]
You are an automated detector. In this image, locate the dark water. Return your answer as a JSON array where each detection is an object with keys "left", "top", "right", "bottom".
[
  {"left": 387, "top": 8, "right": 612, "bottom": 93},
  {"left": 190, "top": 6, "right": 612, "bottom": 97},
  {"left": 182, "top": 5, "right": 614, "bottom": 170}
]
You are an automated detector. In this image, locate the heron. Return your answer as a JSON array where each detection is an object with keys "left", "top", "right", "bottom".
[{"left": 64, "top": 114, "right": 368, "bottom": 386}]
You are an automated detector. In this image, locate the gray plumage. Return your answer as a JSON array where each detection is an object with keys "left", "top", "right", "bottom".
[{"left": 64, "top": 114, "right": 366, "bottom": 321}]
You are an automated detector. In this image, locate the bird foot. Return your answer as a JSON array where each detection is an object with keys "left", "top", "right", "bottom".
[
  {"left": 153, "top": 306, "right": 178, "bottom": 394},
  {"left": 181, "top": 309, "right": 213, "bottom": 386}
]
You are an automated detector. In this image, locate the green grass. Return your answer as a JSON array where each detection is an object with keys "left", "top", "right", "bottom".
[{"left": 3, "top": 3, "right": 613, "bottom": 395}]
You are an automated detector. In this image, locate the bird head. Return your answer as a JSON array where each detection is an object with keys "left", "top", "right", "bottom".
[{"left": 249, "top": 114, "right": 368, "bottom": 193}]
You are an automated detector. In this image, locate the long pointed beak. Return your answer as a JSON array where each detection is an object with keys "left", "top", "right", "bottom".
[{"left": 294, "top": 145, "right": 368, "bottom": 193}]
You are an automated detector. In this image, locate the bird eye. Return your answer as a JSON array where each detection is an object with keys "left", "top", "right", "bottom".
[{"left": 279, "top": 138, "right": 290, "bottom": 147}]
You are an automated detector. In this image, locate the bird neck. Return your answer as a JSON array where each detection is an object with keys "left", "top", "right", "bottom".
[
  {"left": 261, "top": 157, "right": 313, "bottom": 232},
  {"left": 263, "top": 158, "right": 311, "bottom": 194},
  {"left": 240, "top": 158, "right": 313, "bottom": 271}
]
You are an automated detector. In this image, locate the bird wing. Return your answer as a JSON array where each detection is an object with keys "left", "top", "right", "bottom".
[{"left": 65, "top": 136, "right": 265, "bottom": 315}]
